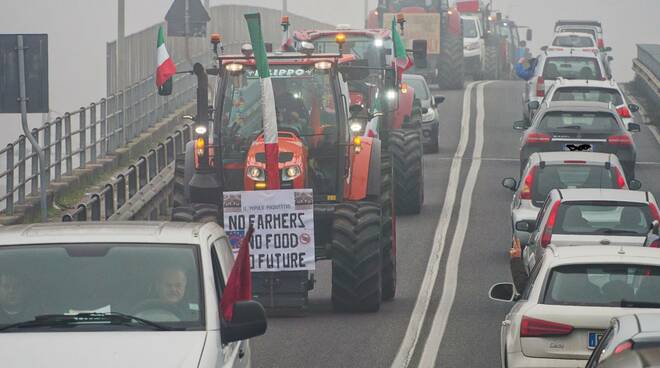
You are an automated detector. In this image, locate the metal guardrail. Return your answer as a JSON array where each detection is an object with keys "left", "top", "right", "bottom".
[
  {"left": 633, "top": 44, "right": 660, "bottom": 113},
  {"left": 62, "top": 124, "right": 191, "bottom": 222},
  {"left": 0, "top": 67, "right": 196, "bottom": 216}
]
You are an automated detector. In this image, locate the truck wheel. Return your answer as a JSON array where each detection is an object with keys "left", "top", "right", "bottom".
[
  {"left": 173, "top": 153, "right": 186, "bottom": 207},
  {"left": 171, "top": 203, "right": 219, "bottom": 223},
  {"left": 484, "top": 44, "right": 499, "bottom": 80},
  {"left": 381, "top": 157, "right": 396, "bottom": 301},
  {"left": 437, "top": 30, "right": 464, "bottom": 90},
  {"left": 390, "top": 129, "right": 424, "bottom": 214},
  {"left": 331, "top": 202, "right": 382, "bottom": 312}
]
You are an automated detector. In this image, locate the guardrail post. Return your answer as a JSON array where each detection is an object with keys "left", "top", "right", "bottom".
[
  {"left": 165, "top": 137, "right": 174, "bottom": 163},
  {"left": 90, "top": 194, "right": 101, "bottom": 221},
  {"left": 79, "top": 107, "right": 87, "bottom": 169},
  {"left": 75, "top": 204, "right": 87, "bottom": 221},
  {"left": 174, "top": 130, "right": 182, "bottom": 155},
  {"left": 138, "top": 157, "right": 147, "bottom": 189},
  {"left": 54, "top": 117, "right": 62, "bottom": 181},
  {"left": 5, "top": 143, "right": 14, "bottom": 215},
  {"left": 18, "top": 136, "right": 26, "bottom": 203},
  {"left": 90, "top": 103, "right": 97, "bottom": 163},
  {"left": 103, "top": 183, "right": 114, "bottom": 219},
  {"left": 100, "top": 99, "right": 107, "bottom": 156},
  {"left": 120, "top": 90, "right": 127, "bottom": 147},
  {"left": 30, "top": 128, "right": 39, "bottom": 195},
  {"left": 148, "top": 150, "right": 157, "bottom": 181},
  {"left": 43, "top": 122, "right": 51, "bottom": 186},
  {"left": 117, "top": 173, "right": 127, "bottom": 208},
  {"left": 157, "top": 144, "right": 165, "bottom": 172},
  {"left": 64, "top": 113, "right": 73, "bottom": 175},
  {"left": 128, "top": 166, "right": 137, "bottom": 198}
]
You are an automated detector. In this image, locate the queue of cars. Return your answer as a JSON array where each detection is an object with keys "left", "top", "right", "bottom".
[{"left": 494, "top": 19, "right": 660, "bottom": 368}]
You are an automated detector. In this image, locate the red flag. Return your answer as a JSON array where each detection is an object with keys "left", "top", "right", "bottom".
[{"left": 220, "top": 225, "right": 254, "bottom": 321}]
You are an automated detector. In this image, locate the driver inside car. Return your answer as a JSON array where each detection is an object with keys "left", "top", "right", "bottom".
[{"left": 134, "top": 266, "right": 198, "bottom": 321}]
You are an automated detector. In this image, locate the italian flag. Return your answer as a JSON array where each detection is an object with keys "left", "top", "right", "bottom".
[
  {"left": 245, "top": 13, "right": 280, "bottom": 189},
  {"left": 392, "top": 17, "right": 413, "bottom": 80},
  {"left": 156, "top": 26, "right": 176, "bottom": 91}
]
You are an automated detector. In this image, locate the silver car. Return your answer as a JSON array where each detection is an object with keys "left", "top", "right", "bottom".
[
  {"left": 586, "top": 314, "right": 660, "bottom": 367},
  {"left": 502, "top": 151, "right": 640, "bottom": 247},
  {"left": 403, "top": 73, "right": 444, "bottom": 153}
]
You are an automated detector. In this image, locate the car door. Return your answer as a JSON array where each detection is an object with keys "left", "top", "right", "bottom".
[
  {"left": 524, "top": 196, "right": 552, "bottom": 272},
  {"left": 212, "top": 238, "right": 250, "bottom": 368}
]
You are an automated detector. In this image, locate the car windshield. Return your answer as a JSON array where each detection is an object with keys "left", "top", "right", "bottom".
[
  {"left": 552, "top": 35, "right": 595, "bottom": 47},
  {"left": 552, "top": 87, "right": 624, "bottom": 105},
  {"left": 312, "top": 36, "right": 392, "bottom": 68},
  {"left": 462, "top": 18, "right": 479, "bottom": 38},
  {"left": 543, "top": 57, "right": 602, "bottom": 80},
  {"left": 544, "top": 264, "right": 660, "bottom": 307},
  {"left": 554, "top": 202, "right": 653, "bottom": 236},
  {"left": 220, "top": 64, "right": 339, "bottom": 147},
  {"left": 531, "top": 165, "right": 618, "bottom": 205},
  {"left": 0, "top": 243, "right": 203, "bottom": 330},
  {"left": 404, "top": 77, "right": 429, "bottom": 99},
  {"left": 538, "top": 111, "right": 620, "bottom": 131}
]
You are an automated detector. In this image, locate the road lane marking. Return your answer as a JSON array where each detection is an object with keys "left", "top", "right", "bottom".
[
  {"left": 418, "top": 81, "right": 492, "bottom": 367},
  {"left": 391, "top": 81, "right": 480, "bottom": 368}
]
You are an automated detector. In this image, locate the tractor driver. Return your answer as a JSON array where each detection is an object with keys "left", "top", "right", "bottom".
[{"left": 273, "top": 85, "right": 309, "bottom": 135}]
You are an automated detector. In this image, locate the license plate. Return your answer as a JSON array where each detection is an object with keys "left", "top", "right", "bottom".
[
  {"left": 564, "top": 143, "right": 593, "bottom": 152},
  {"left": 588, "top": 331, "right": 604, "bottom": 350}
]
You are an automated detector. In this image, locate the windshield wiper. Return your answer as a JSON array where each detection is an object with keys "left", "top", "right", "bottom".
[
  {"left": 620, "top": 300, "right": 660, "bottom": 308},
  {"left": 599, "top": 229, "right": 643, "bottom": 235},
  {"left": 0, "top": 312, "right": 178, "bottom": 332}
]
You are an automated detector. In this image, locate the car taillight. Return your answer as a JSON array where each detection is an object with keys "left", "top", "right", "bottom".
[
  {"left": 614, "top": 340, "right": 633, "bottom": 354},
  {"left": 616, "top": 106, "right": 632, "bottom": 118},
  {"left": 597, "top": 38, "right": 605, "bottom": 50},
  {"left": 607, "top": 134, "right": 632, "bottom": 146},
  {"left": 613, "top": 166, "right": 626, "bottom": 189},
  {"left": 649, "top": 240, "right": 660, "bottom": 248},
  {"left": 536, "top": 76, "right": 545, "bottom": 97},
  {"left": 521, "top": 316, "right": 573, "bottom": 337},
  {"left": 540, "top": 201, "right": 561, "bottom": 248},
  {"left": 649, "top": 203, "right": 660, "bottom": 222},
  {"left": 525, "top": 132, "right": 552, "bottom": 144},
  {"left": 520, "top": 166, "right": 538, "bottom": 200}
]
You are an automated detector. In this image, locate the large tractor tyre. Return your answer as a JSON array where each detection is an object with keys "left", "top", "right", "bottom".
[
  {"left": 483, "top": 44, "right": 500, "bottom": 80},
  {"left": 437, "top": 32, "right": 465, "bottom": 90},
  {"left": 380, "top": 157, "right": 396, "bottom": 301},
  {"left": 390, "top": 129, "right": 424, "bottom": 215},
  {"left": 331, "top": 202, "right": 383, "bottom": 313},
  {"left": 171, "top": 203, "right": 220, "bottom": 223}
]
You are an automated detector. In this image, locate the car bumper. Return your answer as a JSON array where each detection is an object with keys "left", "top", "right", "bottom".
[
  {"left": 421, "top": 120, "right": 439, "bottom": 145},
  {"left": 507, "top": 351, "right": 586, "bottom": 368},
  {"left": 520, "top": 146, "right": 636, "bottom": 171}
]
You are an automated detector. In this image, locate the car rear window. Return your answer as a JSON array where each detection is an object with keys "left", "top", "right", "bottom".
[
  {"left": 538, "top": 111, "right": 620, "bottom": 131},
  {"left": 552, "top": 35, "right": 595, "bottom": 48},
  {"left": 543, "top": 57, "right": 602, "bottom": 80},
  {"left": 560, "top": 28, "right": 597, "bottom": 39},
  {"left": 552, "top": 87, "right": 624, "bottom": 106},
  {"left": 531, "top": 165, "right": 617, "bottom": 205},
  {"left": 404, "top": 77, "right": 429, "bottom": 100},
  {"left": 554, "top": 202, "right": 652, "bottom": 236},
  {"left": 543, "top": 264, "right": 660, "bottom": 307}
]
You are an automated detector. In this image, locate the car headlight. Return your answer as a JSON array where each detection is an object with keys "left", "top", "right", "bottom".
[
  {"left": 247, "top": 166, "right": 265, "bottom": 181},
  {"left": 282, "top": 165, "right": 301, "bottom": 181},
  {"left": 464, "top": 42, "right": 480, "bottom": 51},
  {"left": 422, "top": 108, "right": 436, "bottom": 123}
]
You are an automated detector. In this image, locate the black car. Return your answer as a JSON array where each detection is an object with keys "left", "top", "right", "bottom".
[{"left": 513, "top": 101, "right": 640, "bottom": 179}]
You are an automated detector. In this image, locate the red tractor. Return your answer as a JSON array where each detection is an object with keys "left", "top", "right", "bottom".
[
  {"left": 291, "top": 28, "right": 426, "bottom": 214},
  {"left": 368, "top": 0, "right": 465, "bottom": 89},
  {"left": 172, "top": 42, "right": 396, "bottom": 312}
]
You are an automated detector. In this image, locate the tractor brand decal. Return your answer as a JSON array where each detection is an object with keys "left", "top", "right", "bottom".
[
  {"left": 246, "top": 68, "right": 313, "bottom": 78},
  {"left": 223, "top": 189, "right": 315, "bottom": 272}
]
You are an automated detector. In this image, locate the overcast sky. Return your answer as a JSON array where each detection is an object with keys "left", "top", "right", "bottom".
[{"left": 0, "top": 0, "right": 658, "bottom": 141}]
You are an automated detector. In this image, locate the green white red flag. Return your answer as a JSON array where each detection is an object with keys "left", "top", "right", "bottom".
[
  {"left": 245, "top": 13, "right": 280, "bottom": 189},
  {"left": 156, "top": 26, "right": 176, "bottom": 90},
  {"left": 391, "top": 17, "right": 413, "bottom": 80}
]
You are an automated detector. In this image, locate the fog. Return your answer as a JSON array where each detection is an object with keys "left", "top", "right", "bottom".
[{"left": 0, "top": 0, "right": 658, "bottom": 147}]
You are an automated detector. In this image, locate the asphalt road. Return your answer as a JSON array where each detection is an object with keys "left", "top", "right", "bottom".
[{"left": 251, "top": 80, "right": 660, "bottom": 368}]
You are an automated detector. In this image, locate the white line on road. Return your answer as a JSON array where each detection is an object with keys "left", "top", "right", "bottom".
[
  {"left": 391, "top": 81, "right": 480, "bottom": 368},
  {"left": 418, "top": 81, "right": 491, "bottom": 367}
]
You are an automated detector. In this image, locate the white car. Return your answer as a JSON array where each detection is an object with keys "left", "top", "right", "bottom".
[
  {"left": 532, "top": 78, "right": 640, "bottom": 128},
  {"left": 554, "top": 20, "right": 606, "bottom": 51},
  {"left": 522, "top": 47, "right": 609, "bottom": 122},
  {"left": 490, "top": 245, "right": 660, "bottom": 368},
  {"left": 0, "top": 222, "right": 266, "bottom": 368},
  {"left": 462, "top": 14, "right": 485, "bottom": 79},
  {"left": 551, "top": 32, "right": 597, "bottom": 49}
]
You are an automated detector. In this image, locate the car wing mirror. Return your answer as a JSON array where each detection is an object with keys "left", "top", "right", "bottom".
[
  {"left": 628, "top": 179, "right": 642, "bottom": 190},
  {"left": 652, "top": 220, "right": 659, "bottom": 236},
  {"left": 502, "top": 177, "right": 517, "bottom": 191},
  {"left": 513, "top": 120, "right": 529, "bottom": 131},
  {"left": 489, "top": 282, "right": 516, "bottom": 302},
  {"left": 628, "top": 103, "right": 640, "bottom": 113},
  {"left": 434, "top": 95, "right": 446, "bottom": 105},
  {"left": 221, "top": 301, "right": 267, "bottom": 344},
  {"left": 628, "top": 122, "right": 641, "bottom": 132},
  {"left": 527, "top": 100, "right": 540, "bottom": 110},
  {"left": 515, "top": 219, "right": 535, "bottom": 232},
  {"left": 422, "top": 107, "right": 429, "bottom": 114}
]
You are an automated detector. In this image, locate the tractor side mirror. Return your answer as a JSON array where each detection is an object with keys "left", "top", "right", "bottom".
[
  {"left": 526, "top": 29, "right": 533, "bottom": 41},
  {"left": 349, "top": 104, "right": 365, "bottom": 116},
  {"left": 412, "top": 39, "right": 428, "bottom": 68},
  {"left": 434, "top": 95, "right": 445, "bottom": 105},
  {"left": 628, "top": 104, "right": 640, "bottom": 113}
]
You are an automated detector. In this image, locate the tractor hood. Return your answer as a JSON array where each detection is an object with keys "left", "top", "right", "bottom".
[{"left": 245, "top": 132, "right": 306, "bottom": 170}]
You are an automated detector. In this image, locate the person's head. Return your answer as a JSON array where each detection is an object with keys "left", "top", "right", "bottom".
[
  {"left": 0, "top": 271, "right": 28, "bottom": 309},
  {"left": 155, "top": 266, "right": 187, "bottom": 305}
]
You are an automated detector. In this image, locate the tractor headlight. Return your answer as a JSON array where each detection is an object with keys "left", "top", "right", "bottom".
[
  {"left": 350, "top": 121, "right": 363, "bottom": 133},
  {"left": 282, "top": 165, "right": 301, "bottom": 181},
  {"left": 386, "top": 89, "right": 397, "bottom": 100},
  {"left": 247, "top": 166, "right": 265, "bottom": 181},
  {"left": 194, "top": 125, "right": 207, "bottom": 135}
]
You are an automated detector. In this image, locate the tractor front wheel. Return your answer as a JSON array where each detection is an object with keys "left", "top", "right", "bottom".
[
  {"left": 390, "top": 129, "right": 424, "bottom": 215},
  {"left": 331, "top": 202, "right": 382, "bottom": 312}
]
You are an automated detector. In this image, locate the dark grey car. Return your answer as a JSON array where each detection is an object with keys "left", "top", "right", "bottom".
[
  {"left": 513, "top": 101, "right": 640, "bottom": 179},
  {"left": 403, "top": 74, "right": 444, "bottom": 153}
]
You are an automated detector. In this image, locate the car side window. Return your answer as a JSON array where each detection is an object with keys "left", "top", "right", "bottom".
[
  {"left": 521, "top": 255, "right": 544, "bottom": 300},
  {"left": 210, "top": 245, "right": 226, "bottom": 300}
]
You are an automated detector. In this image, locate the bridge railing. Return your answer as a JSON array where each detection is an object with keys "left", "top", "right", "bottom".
[{"left": 632, "top": 44, "right": 660, "bottom": 112}]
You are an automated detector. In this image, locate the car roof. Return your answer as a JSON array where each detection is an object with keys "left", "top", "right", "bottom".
[
  {"left": 548, "top": 245, "right": 660, "bottom": 263},
  {"left": 550, "top": 78, "right": 620, "bottom": 89},
  {"left": 402, "top": 73, "right": 426, "bottom": 82},
  {"left": 543, "top": 48, "right": 601, "bottom": 57},
  {"left": 555, "top": 20, "right": 602, "bottom": 28},
  {"left": 530, "top": 151, "right": 614, "bottom": 164},
  {"left": 0, "top": 221, "right": 221, "bottom": 246},
  {"left": 544, "top": 100, "right": 616, "bottom": 112},
  {"left": 636, "top": 314, "right": 660, "bottom": 333},
  {"left": 556, "top": 188, "right": 649, "bottom": 203},
  {"left": 553, "top": 32, "right": 596, "bottom": 39}
]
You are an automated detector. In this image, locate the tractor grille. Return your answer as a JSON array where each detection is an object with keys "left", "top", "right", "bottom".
[{"left": 255, "top": 152, "right": 294, "bottom": 163}]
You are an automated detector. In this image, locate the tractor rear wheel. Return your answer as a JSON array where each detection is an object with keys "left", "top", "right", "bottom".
[
  {"left": 331, "top": 202, "right": 382, "bottom": 312},
  {"left": 173, "top": 153, "right": 186, "bottom": 207},
  {"left": 380, "top": 157, "right": 396, "bottom": 301},
  {"left": 437, "top": 29, "right": 464, "bottom": 89},
  {"left": 390, "top": 129, "right": 424, "bottom": 215},
  {"left": 484, "top": 44, "right": 500, "bottom": 80},
  {"left": 171, "top": 203, "right": 220, "bottom": 223}
]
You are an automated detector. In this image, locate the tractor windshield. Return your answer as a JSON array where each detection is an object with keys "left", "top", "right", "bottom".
[
  {"left": 219, "top": 64, "right": 340, "bottom": 150},
  {"left": 312, "top": 36, "right": 392, "bottom": 69},
  {"left": 384, "top": 0, "right": 432, "bottom": 11}
]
